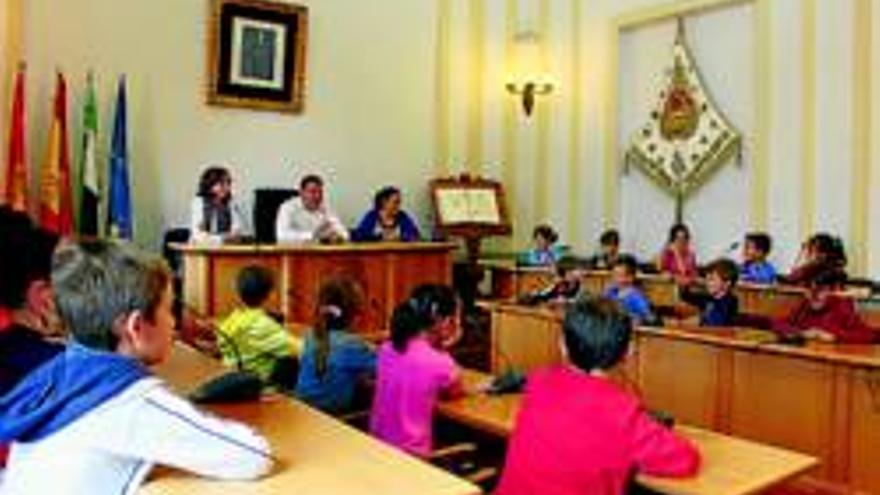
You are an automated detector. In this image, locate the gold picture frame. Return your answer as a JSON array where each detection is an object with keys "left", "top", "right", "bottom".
[{"left": 206, "top": 0, "right": 308, "bottom": 114}]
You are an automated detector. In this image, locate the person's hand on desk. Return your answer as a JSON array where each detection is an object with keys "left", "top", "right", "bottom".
[{"left": 802, "top": 328, "right": 837, "bottom": 343}]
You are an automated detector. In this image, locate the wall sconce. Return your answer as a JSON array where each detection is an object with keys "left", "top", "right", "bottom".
[{"left": 505, "top": 31, "right": 554, "bottom": 117}]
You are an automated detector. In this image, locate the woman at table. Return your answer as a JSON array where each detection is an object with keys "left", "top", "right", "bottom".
[
  {"left": 657, "top": 223, "right": 699, "bottom": 281},
  {"left": 189, "top": 165, "right": 246, "bottom": 243},
  {"left": 352, "top": 186, "right": 421, "bottom": 242}
]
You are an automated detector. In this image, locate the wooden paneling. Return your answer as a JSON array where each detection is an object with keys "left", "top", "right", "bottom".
[
  {"left": 491, "top": 308, "right": 560, "bottom": 374},
  {"left": 637, "top": 336, "right": 722, "bottom": 429},
  {"left": 848, "top": 368, "right": 880, "bottom": 493}
]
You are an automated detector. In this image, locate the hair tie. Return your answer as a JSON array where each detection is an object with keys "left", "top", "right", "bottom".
[{"left": 320, "top": 305, "right": 343, "bottom": 318}]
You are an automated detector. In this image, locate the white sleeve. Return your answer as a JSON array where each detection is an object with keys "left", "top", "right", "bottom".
[
  {"left": 275, "top": 201, "right": 314, "bottom": 243},
  {"left": 107, "top": 384, "right": 274, "bottom": 480},
  {"left": 189, "top": 197, "right": 209, "bottom": 241}
]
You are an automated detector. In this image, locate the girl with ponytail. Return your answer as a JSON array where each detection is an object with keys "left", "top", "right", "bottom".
[
  {"left": 370, "top": 284, "right": 464, "bottom": 457},
  {"left": 295, "top": 278, "right": 376, "bottom": 413}
]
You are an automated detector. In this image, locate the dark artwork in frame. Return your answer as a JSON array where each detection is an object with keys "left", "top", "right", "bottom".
[{"left": 207, "top": 0, "right": 308, "bottom": 113}]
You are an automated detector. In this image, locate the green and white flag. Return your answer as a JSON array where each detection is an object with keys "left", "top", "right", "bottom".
[{"left": 79, "top": 72, "right": 99, "bottom": 236}]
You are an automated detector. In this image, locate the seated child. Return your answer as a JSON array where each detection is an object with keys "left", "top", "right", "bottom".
[
  {"left": 522, "top": 257, "right": 584, "bottom": 305},
  {"left": 0, "top": 239, "right": 272, "bottom": 494},
  {"left": 740, "top": 232, "right": 777, "bottom": 284},
  {"left": 370, "top": 284, "right": 464, "bottom": 457},
  {"left": 587, "top": 229, "right": 623, "bottom": 270},
  {"left": 218, "top": 265, "right": 303, "bottom": 387},
  {"left": 496, "top": 297, "right": 700, "bottom": 495},
  {"left": 783, "top": 233, "right": 847, "bottom": 286},
  {"left": 658, "top": 223, "right": 699, "bottom": 280},
  {"left": 680, "top": 258, "right": 740, "bottom": 327},
  {"left": 295, "top": 278, "right": 376, "bottom": 413},
  {"left": 774, "top": 269, "right": 876, "bottom": 344},
  {"left": 522, "top": 224, "right": 564, "bottom": 266},
  {"left": 604, "top": 255, "right": 655, "bottom": 325}
]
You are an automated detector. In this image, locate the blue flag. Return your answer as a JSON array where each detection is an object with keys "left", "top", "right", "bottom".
[{"left": 107, "top": 77, "right": 132, "bottom": 239}]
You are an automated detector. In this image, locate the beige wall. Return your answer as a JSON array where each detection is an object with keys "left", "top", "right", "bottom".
[{"left": 8, "top": 0, "right": 880, "bottom": 277}]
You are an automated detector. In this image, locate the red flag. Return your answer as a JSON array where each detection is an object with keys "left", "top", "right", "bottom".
[
  {"left": 4, "top": 65, "right": 28, "bottom": 213},
  {"left": 39, "top": 72, "right": 74, "bottom": 235}
]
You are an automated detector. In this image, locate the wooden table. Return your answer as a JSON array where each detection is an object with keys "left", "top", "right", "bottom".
[
  {"left": 142, "top": 343, "right": 479, "bottom": 495},
  {"left": 438, "top": 371, "right": 817, "bottom": 495},
  {"left": 175, "top": 242, "right": 455, "bottom": 332},
  {"left": 483, "top": 302, "right": 880, "bottom": 493}
]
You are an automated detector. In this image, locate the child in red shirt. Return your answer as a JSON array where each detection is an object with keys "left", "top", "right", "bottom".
[
  {"left": 496, "top": 297, "right": 700, "bottom": 495},
  {"left": 774, "top": 270, "right": 876, "bottom": 344},
  {"left": 657, "top": 223, "right": 698, "bottom": 281}
]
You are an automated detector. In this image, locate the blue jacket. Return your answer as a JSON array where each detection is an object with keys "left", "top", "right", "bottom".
[
  {"left": 604, "top": 286, "right": 655, "bottom": 324},
  {"left": 295, "top": 330, "right": 376, "bottom": 413},
  {"left": 740, "top": 261, "right": 777, "bottom": 284},
  {"left": 0, "top": 344, "right": 147, "bottom": 443},
  {"left": 352, "top": 210, "right": 421, "bottom": 242}
]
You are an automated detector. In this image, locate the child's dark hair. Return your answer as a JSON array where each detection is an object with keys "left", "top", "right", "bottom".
[
  {"left": 562, "top": 296, "right": 632, "bottom": 372},
  {"left": 236, "top": 265, "right": 275, "bottom": 308},
  {"left": 533, "top": 224, "right": 558, "bottom": 244},
  {"left": 51, "top": 239, "right": 172, "bottom": 351},
  {"left": 373, "top": 186, "right": 400, "bottom": 211},
  {"left": 555, "top": 256, "right": 583, "bottom": 277},
  {"left": 390, "top": 284, "right": 458, "bottom": 353},
  {"left": 197, "top": 166, "right": 231, "bottom": 199},
  {"left": 811, "top": 267, "right": 848, "bottom": 289},
  {"left": 707, "top": 258, "right": 739, "bottom": 285},
  {"left": 807, "top": 233, "right": 847, "bottom": 268},
  {"left": 745, "top": 232, "right": 772, "bottom": 255},
  {"left": 613, "top": 254, "right": 639, "bottom": 276},
  {"left": 0, "top": 209, "right": 59, "bottom": 309},
  {"left": 668, "top": 223, "right": 691, "bottom": 244},
  {"left": 300, "top": 174, "right": 324, "bottom": 190},
  {"left": 600, "top": 229, "right": 620, "bottom": 247},
  {"left": 313, "top": 277, "right": 363, "bottom": 377}
]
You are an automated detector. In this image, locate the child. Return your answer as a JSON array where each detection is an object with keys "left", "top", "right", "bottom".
[
  {"left": 740, "top": 232, "right": 777, "bottom": 284},
  {"left": 658, "top": 223, "right": 698, "bottom": 280},
  {"left": 0, "top": 239, "right": 272, "bottom": 494},
  {"left": 370, "top": 284, "right": 464, "bottom": 457},
  {"left": 295, "top": 278, "right": 376, "bottom": 413},
  {"left": 774, "top": 269, "right": 876, "bottom": 344},
  {"left": 784, "top": 233, "right": 847, "bottom": 286},
  {"left": 190, "top": 165, "right": 245, "bottom": 243},
  {"left": 496, "top": 297, "right": 700, "bottom": 495},
  {"left": 604, "top": 255, "right": 655, "bottom": 325},
  {"left": 218, "top": 265, "right": 303, "bottom": 388},
  {"left": 680, "top": 258, "right": 740, "bottom": 327},
  {"left": 587, "top": 229, "right": 623, "bottom": 270},
  {"left": 522, "top": 257, "right": 583, "bottom": 305},
  {"left": 522, "top": 224, "right": 563, "bottom": 266}
]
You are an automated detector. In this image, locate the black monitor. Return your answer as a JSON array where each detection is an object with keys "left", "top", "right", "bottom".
[{"left": 253, "top": 188, "right": 298, "bottom": 243}]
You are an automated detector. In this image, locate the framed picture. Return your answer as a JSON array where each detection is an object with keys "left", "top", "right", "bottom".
[{"left": 207, "top": 0, "right": 308, "bottom": 113}]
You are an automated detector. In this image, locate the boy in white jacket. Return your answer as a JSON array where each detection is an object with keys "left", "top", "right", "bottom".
[{"left": 0, "top": 239, "right": 274, "bottom": 495}]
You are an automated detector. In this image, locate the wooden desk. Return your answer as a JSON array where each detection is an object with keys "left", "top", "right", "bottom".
[
  {"left": 144, "top": 344, "right": 478, "bottom": 495},
  {"left": 483, "top": 261, "right": 555, "bottom": 300},
  {"left": 438, "top": 371, "right": 817, "bottom": 495},
  {"left": 484, "top": 302, "right": 880, "bottom": 493},
  {"left": 175, "top": 242, "right": 455, "bottom": 332}
]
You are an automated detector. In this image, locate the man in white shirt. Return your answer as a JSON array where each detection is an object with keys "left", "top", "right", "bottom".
[{"left": 275, "top": 174, "right": 349, "bottom": 243}]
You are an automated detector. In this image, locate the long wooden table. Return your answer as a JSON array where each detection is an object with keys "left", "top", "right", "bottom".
[
  {"left": 143, "top": 343, "right": 479, "bottom": 495},
  {"left": 439, "top": 371, "right": 817, "bottom": 495},
  {"left": 484, "top": 302, "right": 880, "bottom": 493},
  {"left": 175, "top": 242, "right": 455, "bottom": 331},
  {"left": 484, "top": 262, "right": 880, "bottom": 325}
]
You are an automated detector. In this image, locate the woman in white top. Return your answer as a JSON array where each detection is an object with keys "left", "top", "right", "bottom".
[{"left": 190, "top": 166, "right": 245, "bottom": 243}]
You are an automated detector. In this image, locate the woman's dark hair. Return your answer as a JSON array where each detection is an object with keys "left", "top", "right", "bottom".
[
  {"left": 533, "top": 224, "right": 559, "bottom": 244},
  {"left": 390, "top": 284, "right": 458, "bottom": 353},
  {"left": 313, "top": 277, "right": 363, "bottom": 377},
  {"left": 562, "top": 296, "right": 632, "bottom": 372},
  {"left": 197, "top": 166, "right": 231, "bottom": 200},
  {"left": 807, "top": 233, "right": 847, "bottom": 268},
  {"left": 373, "top": 186, "right": 401, "bottom": 211},
  {"left": 668, "top": 223, "right": 691, "bottom": 244},
  {"left": 236, "top": 265, "right": 275, "bottom": 308}
]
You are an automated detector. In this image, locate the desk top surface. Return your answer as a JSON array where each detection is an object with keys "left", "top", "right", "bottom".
[
  {"left": 142, "top": 344, "right": 479, "bottom": 495},
  {"left": 172, "top": 241, "right": 458, "bottom": 255},
  {"left": 439, "top": 371, "right": 817, "bottom": 495}
]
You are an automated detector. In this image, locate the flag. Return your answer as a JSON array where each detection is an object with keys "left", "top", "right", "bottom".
[
  {"left": 4, "top": 64, "right": 28, "bottom": 213},
  {"left": 107, "top": 77, "right": 131, "bottom": 239},
  {"left": 39, "top": 72, "right": 74, "bottom": 235},
  {"left": 79, "top": 72, "right": 99, "bottom": 236}
]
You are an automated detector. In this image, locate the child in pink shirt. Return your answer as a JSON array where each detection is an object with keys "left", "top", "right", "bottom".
[
  {"left": 369, "top": 284, "right": 464, "bottom": 457},
  {"left": 496, "top": 297, "right": 700, "bottom": 495},
  {"left": 658, "top": 223, "right": 699, "bottom": 280}
]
